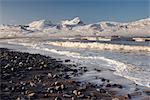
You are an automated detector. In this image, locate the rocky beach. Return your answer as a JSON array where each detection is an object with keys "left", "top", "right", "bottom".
[{"left": 0, "top": 48, "right": 139, "bottom": 100}]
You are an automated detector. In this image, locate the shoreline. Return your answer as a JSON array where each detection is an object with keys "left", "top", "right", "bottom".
[{"left": 0, "top": 48, "right": 149, "bottom": 100}]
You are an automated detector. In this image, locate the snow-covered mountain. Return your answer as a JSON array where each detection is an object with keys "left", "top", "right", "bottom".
[
  {"left": 0, "top": 24, "right": 32, "bottom": 38},
  {"left": 0, "top": 17, "right": 150, "bottom": 38},
  {"left": 73, "top": 18, "right": 150, "bottom": 34},
  {"left": 28, "top": 20, "right": 54, "bottom": 30},
  {"left": 56, "top": 17, "right": 84, "bottom": 30}
]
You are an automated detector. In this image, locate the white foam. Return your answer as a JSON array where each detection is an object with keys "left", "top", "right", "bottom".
[{"left": 48, "top": 41, "right": 150, "bottom": 52}]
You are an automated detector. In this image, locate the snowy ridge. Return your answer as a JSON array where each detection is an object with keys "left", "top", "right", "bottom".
[{"left": 0, "top": 17, "right": 150, "bottom": 38}]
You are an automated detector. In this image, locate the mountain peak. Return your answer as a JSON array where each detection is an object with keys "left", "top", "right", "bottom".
[
  {"left": 61, "top": 17, "right": 83, "bottom": 26},
  {"left": 28, "top": 19, "right": 53, "bottom": 30}
]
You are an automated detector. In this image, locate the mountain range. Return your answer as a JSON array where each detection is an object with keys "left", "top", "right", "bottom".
[{"left": 0, "top": 17, "right": 150, "bottom": 38}]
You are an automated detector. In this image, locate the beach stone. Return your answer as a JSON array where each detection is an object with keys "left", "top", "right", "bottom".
[
  {"left": 55, "top": 86, "right": 62, "bottom": 92},
  {"left": 91, "top": 96, "right": 97, "bottom": 100},
  {"left": 100, "top": 89, "right": 107, "bottom": 93},
  {"left": 64, "top": 59, "right": 70, "bottom": 62},
  {"left": 64, "top": 75, "right": 70, "bottom": 79},
  {"left": 9, "top": 80, "right": 13, "bottom": 83},
  {"left": 106, "top": 84, "right": 111, "bottom": 87},
  {"left": 77, "top": 94, "right": 85, "bottom": 98},
  {"left": 101, "top": 78, "right": 106, "bottom": 82},
  {"left": 94, "top": 68, "right": 101, "bottom": 72},
  {"left": 60, "top": 84, "right": 65, "bottom": 90},
  {"left": 63, "top": 93, "right": 72, "bottom": 98},
  {"left": 28, "top": 92, "right": 35, "bottom": 97},
  {"left": 54, "top": 81, "right": 61, "bottom": 86},
  {"left": 143, "top": 90, "right": 150, "bottom": 95},
  {"left": 53, "top": 74, "right": 59, "bottom": 78},
  {"left": 55, "top": 97, "right": 62, "bottom": 100},
  {"left": 112, "top": 95, "right": 128, "bottom": 100},
  {"left": 96, "top": 88, "right": 100, "bottom": 92},
  {"left": 43, "top": 64, "right": 47, "bottom": 67},
  {"left": 29, "top": 81, "right": 36, "bottom": 87},
  {"left": 130, "top": 91, "right": 142, "bottom": 97},
  {"left": 11, "top": 67, "right": 14, "bottom": 71},
  {"left": 16, "top": 96, "right": 25, "bottom": 100},
  {"left": 127, "top": 94, "right": 131, "bottom": 99},
  {"left": 71, "top": 97, "right": 75, "bottom": 100},
  {"left": 27, "top": 67, "right": 32, "bottom": 70},
  {"left": 47, "top": 87, "right": 54, "bottom": 93},
  {"left": 73, "top": 90, "right": 78, "bottom": 95},
  {"left": 4, "top": 87, "right": 9, "bottom": 92},
  {"left": 79, "top": 85, "right": 87, "bottom": 91}
]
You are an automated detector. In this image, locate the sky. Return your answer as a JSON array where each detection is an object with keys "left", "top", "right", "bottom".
[{"left": 0, "top": 0, "right": 149, "bottom": 25}]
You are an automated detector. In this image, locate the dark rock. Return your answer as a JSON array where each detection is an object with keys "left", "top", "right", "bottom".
[
  {"left": 101, "top": 78, "right": 106, "bottom": 82},
  {"left": 91, "top": 96, "right": 97, "bottom": 100},
  {"left": 47, "top": 87, "right": 54, "bottom": 93},
  {"left": 127, "top": 94, "right": 132, "bottom": 99},
  {"left": 64, "top": 59, "right": 70, "bottom": 62},
  {"left": 55, "top": 97, "right": 62, "bottom": 100},
  {"left": 63, "top": 93, "right": 72, "bottom": 98},
  {"left": 64, "top": 75, "right": 70, "bottom": 79},
  {"left": 16, "top": 96, "right": 25, "bottom": 100},
  {"left": 106, "top": 84, "right": 111, "bottom": 87},
  {"left": 100, "top": 89, "right": 107, "bottom": 93}
]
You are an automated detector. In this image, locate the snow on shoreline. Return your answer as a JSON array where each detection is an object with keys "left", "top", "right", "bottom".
[{"left": 48, "top": 41, "right": 150, "bottom": 52}]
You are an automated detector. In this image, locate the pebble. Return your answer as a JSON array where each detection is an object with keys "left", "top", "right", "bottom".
[
  {"left": 91, "top": 96, "right": 97, "bottom": 100},
  {"left": 55, "top": 86, "right": 62, "bottom": 92},
  {"left": 54, "top": 81, "right": 61, "bottom": 86},
  {"left": 47, "top": 87, "right": 54, "bottom": 93},
  {"left": 63, "top": 93, "right": 72, "bottom": 98},
  {"left": 53, "top": 74, "right": 59, "bottom": 78},
  {"left": 100, "top": 89, "right": 107, "bottom": 93},
  {"left": 101, "top": 78, "right": 106, "bottom": 82},
  {"left": 16, "top": 96, "right": 25, "bottom": 100},
  {"left": 27, "top": 92, "right": 35, "bottom": 97},
  {"left": 64, "top": 59, "right": 70, "bottom": 62},
  {"left": 60, "top": 84, "right": 65, "bottom": 90},
  {"left": 73, "top": 90, "right": 78, "bottom": 95},
  {"left": 29, "top": 81, "right": 36, "bottom": 87},
  {"left": 106, "top": 84, "right": 111, "bottom": 87},
  {"left": 143, "top": 90, "right": 150, "bottom": 95},
  {"left": 55, "top": 97, "right": 62, "bottom": 100},
  {"left": 77, "top": 94, "right": 85, "bottom": 98},
  {"left": 27, "top": 67, "right": 32, "bottom": 70},
  {"left": 47, "top": 73, "right": 52, "bottom": 78}
]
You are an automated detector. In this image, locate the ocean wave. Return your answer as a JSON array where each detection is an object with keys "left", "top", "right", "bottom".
[{"left": 48, "top": 41, "right": 150, "bottom": 52}]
